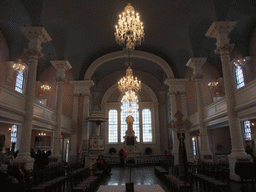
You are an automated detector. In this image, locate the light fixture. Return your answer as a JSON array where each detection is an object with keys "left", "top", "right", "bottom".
[
  {"left": 208, "top": 80, "right": 218, "bottom": 89},
  {"left": 118, "top": 60, "right": 141, "bottom": 94},
  {"left": 122, "top": 90, "right": 138, "bottom": 103},
  {"left": 233, "top": 58, "right": 246, "bottom": 67},
  {"left": 12, "top": 59, "right": 26, "bottom": 71},
  {"left": 41, "top": 84, "right": 51, "bottom": 91},
  {"left": 114, "top": 2, "right": 145, "bottom": 50},
  {"left": 38, "top": 132, "right": 46, "bottom": 136}
]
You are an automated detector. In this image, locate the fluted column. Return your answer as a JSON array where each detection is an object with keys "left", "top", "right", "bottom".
[
  {"left": 206, "top": 21, "right": 251, "bottom": 181},
  {"left": 186, "top": 58, "right": 212, "bottom": 162},
  {"left": 51, "top": 60, "right": 72, "bottom": 162},
  {"left": 165, "top": 78, "right": 188, "bottom": 165},
  {"left": 13, "top": 27, "right": 51, "bottom": 170}
]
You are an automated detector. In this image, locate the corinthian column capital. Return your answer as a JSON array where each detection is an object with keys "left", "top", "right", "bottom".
[
  {"left": 21, "top": 26, "right": 51, "bottom": 58},
  {"left": 51, "top": 60, "right": 72, "bottom": 81},
  {"left": 215, "top": 44, "right": 235, "bottom": 55},
  {"left": 186, "top": 58, "right": 207, "bottom": 79},
  {"left": 164, "top": 78, "right": 188, "bottom": 94},
  {"left": 70, "top": 80, "right": 95, "bottom": 95},
  {"left": 206, "top": 21, "right": 237, "bottom": 55}
]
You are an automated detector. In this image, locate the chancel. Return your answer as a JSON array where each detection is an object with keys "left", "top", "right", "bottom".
[{"left": 0, "top": 0, "right": 256, "bottom": 192}]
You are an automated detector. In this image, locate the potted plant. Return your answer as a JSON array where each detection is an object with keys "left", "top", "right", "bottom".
[
  {"left": 109, "top": 147, "right": 116, "bottom": 155},
  {"left": 145, "top": 147, "right": 152, "bottom": 155}
]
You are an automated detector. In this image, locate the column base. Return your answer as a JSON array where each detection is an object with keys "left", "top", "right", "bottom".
[
  {"left": 200, "top": 151, "right": 214, "bottom": 163},
  {"left": 12, "top": 155, "right": 34, "bottom": 171},
  {"left": 228, "top": 153, "right": 252, "bottom": 181}
]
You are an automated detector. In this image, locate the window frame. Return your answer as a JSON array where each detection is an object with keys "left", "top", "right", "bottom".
[
  {"left": 15, "top": 70, "right": 25, "bottom": 93},
  {"left": 106, "top": 101, "right": 154, "bottom": 144},
  {"left": 235, "top": 65, "right": 245, "bottom": 89},
  {"left": 108, "top": 109, "right": 118, "bottom": 143}
]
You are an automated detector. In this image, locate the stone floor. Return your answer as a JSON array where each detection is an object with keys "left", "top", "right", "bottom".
[
  {"left": 95, "top": 166, "right": 169, "bottom": 191},
  {"left": 94, "top": 166, "right": 256, "bottom": 192}
]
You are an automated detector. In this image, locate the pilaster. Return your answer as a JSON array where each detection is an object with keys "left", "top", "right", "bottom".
[
  {"left": 70, "top": 80, "right": 94, "bottom": 159},
  {"left": 12, "top": 26, "right": 51, "bottom": 170},
  {"left": 164, "top": 78, "right": 189, "bottom": 165},
  {"left": 51, "top": 60, "right": 72, "bottom": 162},
  {"left": 186, "top": 58, "right": 213, "bottom": 162},
  {"left": 159, "top": 90, "right": 168, "bottom": 153},
  {"left": 206, "top": 21, "right": 251, "bottom": 181}
]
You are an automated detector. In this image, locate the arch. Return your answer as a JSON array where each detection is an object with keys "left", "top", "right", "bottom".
[
  {"left": 84, "top": 50, "right": 174, "bottom": 80},
  {"left": 101, "top": 82, "right": 158, "bottom": 107}
]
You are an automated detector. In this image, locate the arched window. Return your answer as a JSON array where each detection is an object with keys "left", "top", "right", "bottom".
[
  {"left": 107, "top": 101, "right": 153, "bottom": 144},
  {"left": 15, "top": 70, "right": 24, "bottom": 93},
  {"left": 235, "top": 66, "right": 245, "bottom": 89},
  {"left": 108, "top": 109, "right": 118, "bottom": 143},
  {"left": 142, "top": 109, "right": 152, "bottom": 142},
  {"left": 120, "top": 98, "right": 140, "bottom": 142}
]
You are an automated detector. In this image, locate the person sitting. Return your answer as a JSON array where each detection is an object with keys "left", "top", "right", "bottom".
[{"left": 97, "top": 155, "right": 111, "bottom": 176}]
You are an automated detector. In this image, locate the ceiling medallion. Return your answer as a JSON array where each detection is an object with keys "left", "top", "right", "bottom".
[
  {"left": 12, "top": 59, "right": 26, "bottom": 71},
  {"left": 114, "top": 3, "right": 145, "bottom": 50}
]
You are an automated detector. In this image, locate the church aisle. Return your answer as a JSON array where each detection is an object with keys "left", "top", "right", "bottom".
[{"left": 95, "top": 166, "right": 170, "bottom": 192}]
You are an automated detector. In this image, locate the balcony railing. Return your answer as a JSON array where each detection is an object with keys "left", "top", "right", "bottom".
[{"left": 0, "top": 83, "right": 74, "bottom": 132}]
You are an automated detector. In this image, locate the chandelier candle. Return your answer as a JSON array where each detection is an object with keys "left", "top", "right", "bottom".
[{"left": 114, "top": 3, "right": 145, "bottom": 50}]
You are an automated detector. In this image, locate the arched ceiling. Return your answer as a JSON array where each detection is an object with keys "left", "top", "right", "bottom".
[{"left": 0, "top": 0, "right": 256, "bottom": 82}]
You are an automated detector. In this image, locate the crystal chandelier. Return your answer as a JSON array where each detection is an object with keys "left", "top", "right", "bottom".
[
  {"left": 41, "top": 84, "right": 51, "bottom": 91},
  {"left": 122, "top": 89, "right": 138, "bottom": 103},
  {"left": 207, "top": 80, "right": 218, "bottom": 89},
  {"left": 233, "top": 58, "right": 246, "bottom": 67},
  {"left": 12, "top": 59, "right": 26, "bottom": 71},
  {"left": 114, "top": 3, "right": 145, "bottom": 50},
  {"left": 118, "top": 62, "right": 141, "bottom": 94}
]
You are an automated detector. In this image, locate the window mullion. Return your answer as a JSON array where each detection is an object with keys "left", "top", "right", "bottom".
[{"left": 139, "top": 106, "right": 143, "bottom": 143}]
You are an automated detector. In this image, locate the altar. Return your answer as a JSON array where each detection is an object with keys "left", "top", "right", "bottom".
[
  {"left": 97, "top": 184, "right": 165, "bottom": 192},
  {"left": 123, "top": 116, "right": 139, "bottom": 153}
]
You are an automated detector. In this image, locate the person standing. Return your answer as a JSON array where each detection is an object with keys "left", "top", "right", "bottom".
[{"left": 118, "top": 149, "right": 126, "bottom": 167}]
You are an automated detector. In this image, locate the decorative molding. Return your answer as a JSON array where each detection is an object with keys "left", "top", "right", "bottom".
[
  {"left": 51, "top": 60, "right": 72, "bottom": 79},
  {"left": 70, "top": 80, "right": 94, "bottom": 95},
  {"left": 164, "top": 78, "right": 189, "bottom": 94},
  {"left": 205, "top": 21, "right": 237, "bottom": 39},
  {"left": 84, "top": 50, "right": 174, "bottom": 80},
  {"left": 186, "top": 58, "right": 207, "bottom": 77},
  {"left": 20, "top": 26, "right": 52, "bottom": 43}
]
